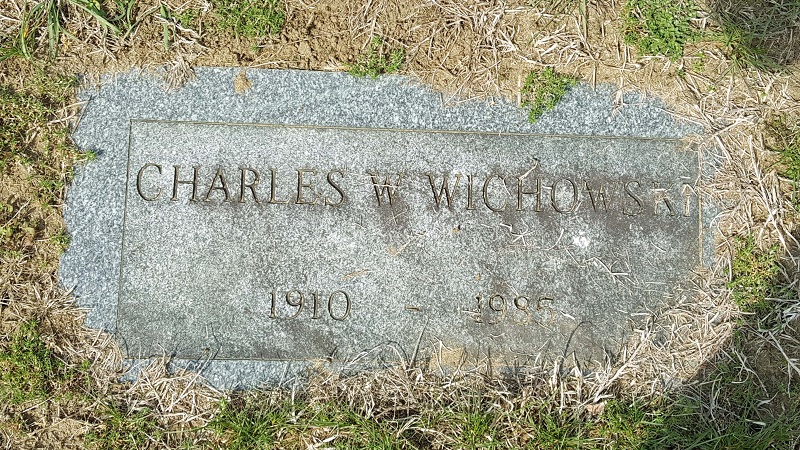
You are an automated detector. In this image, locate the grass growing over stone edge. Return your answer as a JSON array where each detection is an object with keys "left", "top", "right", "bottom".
[{"left": 520, "top": 67, "right": 577, "bottom": 122}]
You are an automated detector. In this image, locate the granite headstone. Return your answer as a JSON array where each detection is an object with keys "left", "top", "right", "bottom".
[{"left": 60, "top": 68, "right": 712, "bottom": 388}]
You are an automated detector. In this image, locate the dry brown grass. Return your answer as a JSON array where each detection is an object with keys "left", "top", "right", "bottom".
[{"left": 1, "top": 0, "right": 799, "bottom": 447}]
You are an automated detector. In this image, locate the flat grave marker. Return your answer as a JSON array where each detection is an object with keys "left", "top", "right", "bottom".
[{"left": 61, "top": 68, "right": 712, "bottom": 387}]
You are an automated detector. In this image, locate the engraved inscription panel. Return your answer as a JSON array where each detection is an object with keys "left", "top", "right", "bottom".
[{"left": 118, "top": 121, "right": 702, "bottom": 361}]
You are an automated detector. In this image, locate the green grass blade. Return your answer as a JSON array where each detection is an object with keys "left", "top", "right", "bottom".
[{"left": 67, "top": 0, "right": 122, "bottom": 35}]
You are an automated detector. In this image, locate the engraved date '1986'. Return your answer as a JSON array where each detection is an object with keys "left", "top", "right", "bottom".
[{"left": 465, "top": 293, "right": 556, "bottom": 326}]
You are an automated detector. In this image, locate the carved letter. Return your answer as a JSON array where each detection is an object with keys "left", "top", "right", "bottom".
[
  {"left": 268, "top": 169, "right": 290, "bottom": 204},
  {"left": 467, "top": 175, "right": 476, "bottom": 210},
  {"left": 311, "top": 291, "right": 322, "bottom": 319},
  {"left": 239, "top": 168, "right": 261, "bottom": 203},
  {"left": 483, "top": 174, "right": 507, "bottom": 212},
  {"left": 550, "top": 178, "right": 578, "bottom": 213},
  {"left": 136, "top": 163, "right": 162, "bottom": 201},
  {"left": 368, "top": 172, "right": 401, "bottom": 206},
  {"left": 517, "top": 175, "right": 543, "bottom": 212},
  {"left": 269, "top": 289, "right": 277, "bottom": 319},
  {"left": 623, "top": 181, "right": 644, "bottom": 216},
  {"left": 427, "top": 173, "right": 461, "bottom": 209},
  {"left": 171, "top": 165, "right": 200, "bottom": 202},
  {"left": 325, "top": 170, "right": 347, "bottom": 206},
  {"left": 295, "top": 168, "right": 319, "bottom": 205},
  {"left": 204, "top": 167, "right": 232, "bottom": 202},
  {"left": 682, "top": 183, "right": 695, "bottom": 217},
  {"left": 652, "top": 182, "right": 677, "bottom": 216},
  {"left": 583, "top": 180, "right": 610, "bottom": 212}
]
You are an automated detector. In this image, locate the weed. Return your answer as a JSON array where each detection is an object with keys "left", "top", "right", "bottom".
[
  {"left": 214, "top": 0, "right": 285, "bottom": 38},
  {"left": 690, "top": 52, "right": 706, "bottom": 72},
  {"left": 80, "top": 150, "right": 98, "bottom": 162},
  {"left": 0, "top": 225, "right": 14, "bottom": 243},
  {"left": 176, "top": 9, "right": 201, "bottom": 29},
  {"left": 622, "top": 0, "right": 698, "bottom": 60},
  {"left": 37, "top": 178, "right": 66, "bottom": 204},
  {"left": 520, "top": 67, "right": 577, "bottom": 123},
  {"left": 48, "top": 230, "right": 70, "bottom": 249},
  {"left": 0, "top": 320, "right": 68, "bottom": 404},
  {"left": 348, "top": 36, "right": 405, "bottom": 78},
  {"left": 86, "top": 404, "right": 164, "bottom": 450},
  {"left": 727, "top": 235, "right": 785, "bottom": 317}
]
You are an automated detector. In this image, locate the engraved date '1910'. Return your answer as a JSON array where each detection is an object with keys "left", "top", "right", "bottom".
[
  {"left": 465, "top": 293, "right": 556, "bottom": 326},
  {"left": 268, "top": 289, "right": 351, "bottom": 321}
]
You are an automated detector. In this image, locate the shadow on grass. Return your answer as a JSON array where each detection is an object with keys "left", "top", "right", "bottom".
[
  {"left": 708, "top": 0, "right": 800, "bottom": 71},
  {"left": 637, "top": 198, "right": 800, "bottom": 447}
]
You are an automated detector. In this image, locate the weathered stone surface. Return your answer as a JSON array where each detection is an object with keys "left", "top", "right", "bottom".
[{"left": 60, "top": 68, "right": 711, "bottom": 388}]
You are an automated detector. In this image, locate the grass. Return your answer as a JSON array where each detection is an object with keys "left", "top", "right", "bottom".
[
  {"left": 0, "top": 0, "right": 139, "bottom": 60},
  {"left": 347, "top": 36, "right": 405, "bottom": 78},
  {"left": 714, "top": 19, "right": 781, "bottom": 73},
  {"left": 0, "top": 320, "right": 70, "bottom": 404},
  {"left": 0, "top": 70, "right": 85, "bottom": 264},
  {"left": 520, "top": 67, "right": 578, "bottom": 122},
  {"left": 530, "top": 0, "right": 584, "bottom": 15},
  {"left": 710, "top": 0, "right": 800, "bottom": 72},
  {"left": 727, "top": 235, "right": 785, "bottom": 317},
  {"left": 201, "top": 388, "right": 800, "bottom": 449},
  {"left": 622, "top": 0, "right": 698, "bottom": 60},
  {"left": 0, "top": 72, "right": 75, "bottom": 170},
  {"left": 86, "top": 405, "right": 165, "bottom": 450},
  {"left": 214, "top": 0, "right": 285, "bottom": 38},
  {"left": 765, "top": 114, "right": 800, "bottom": 183},
  {"left": 210, "top": 397, "right": 421, "bottom": 449},
  {"left": 764, "top": 114, "right": 800, "bottom": 210},
  {"left": 209, "top": 398, "right": 292, "bottom": 449},
  {"left": 621, "top": 0, "right": 800, "bottom": 71}
]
